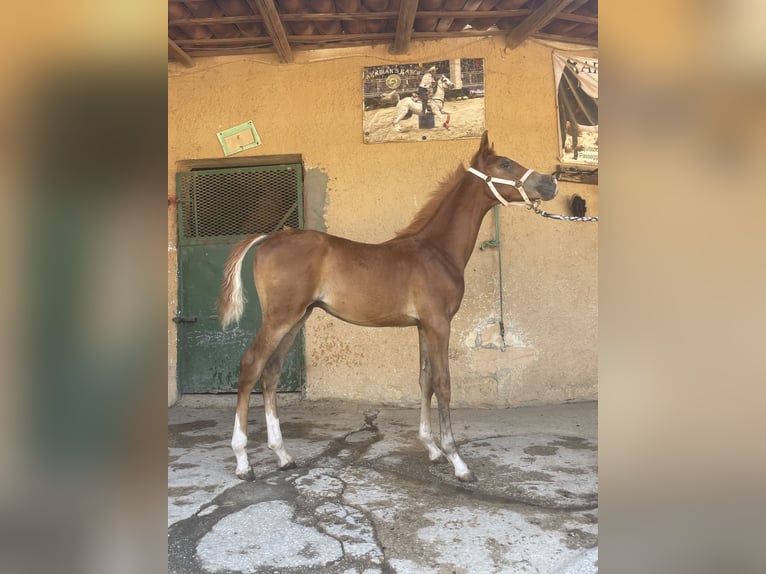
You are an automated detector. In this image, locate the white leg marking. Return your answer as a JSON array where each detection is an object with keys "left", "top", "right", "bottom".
[
  {"left": 419, "top": 420, "right": 446, "bottom": 462},
  {"left": 449, "top": 452, "right": 472, "bottom": 480},
  {"left": 443, "top": 438, "right": 473, "bottom": 481},
  {"left": 231, "top": 414, "right": 251, "bottom": 476},
  {"left": 266, "top": 410, "right": 294, "bottom": 469},
  {"left": 440, "top": 422, "right": 475, "bottom": 481}
]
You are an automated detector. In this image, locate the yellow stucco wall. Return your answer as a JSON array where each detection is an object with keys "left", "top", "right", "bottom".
[{"left": 168, "top": 37, "right": 597, "bottom": 407}]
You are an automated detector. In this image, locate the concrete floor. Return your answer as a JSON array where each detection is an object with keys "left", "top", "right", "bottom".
[{"left": 168, "top": 398, "right": 598, "bottom": 573}]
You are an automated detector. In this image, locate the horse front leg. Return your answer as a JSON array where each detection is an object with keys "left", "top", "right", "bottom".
[
  {"left": 433, "top": 103, "right": 450, "bottom": 129},
  {"left": 424, "top": 321, "right": 475, "bottom": 482},
  {"left": 417, "top": 327, "right": 447, "bottom": 463}
]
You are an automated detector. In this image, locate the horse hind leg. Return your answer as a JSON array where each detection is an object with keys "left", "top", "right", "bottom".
[
  {"left": 231, "top": 315, "right": 306, "bottom": 480},
  {"left": 392, "top": 108, "right": 405, "bottom": 132},
  {"left": 260, "top": 312, "right": 311, "bottom": 470}
]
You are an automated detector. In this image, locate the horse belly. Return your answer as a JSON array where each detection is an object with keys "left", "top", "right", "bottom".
[
  {"left": 318, "top": 268, "right": 418, "bottom": 327},
  {"left": 318, "top": 300, "right": 419, "bottom": 327}
]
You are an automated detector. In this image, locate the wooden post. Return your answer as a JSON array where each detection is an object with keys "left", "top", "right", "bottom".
[
  {"left": 168, "top": 37, "right": 195, "bottom": 68},
  {"left": 390, "top": 0, "right": 419, "bottom": 54},
  {"left": 247, "top": 0, "right": 294, "bottom": 63},
  {"left": 505, "top": 0, "right": 574, "bottom": 50}
]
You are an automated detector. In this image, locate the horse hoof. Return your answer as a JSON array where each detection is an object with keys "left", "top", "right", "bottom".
[
  {"left": 457, "top": 470, "right": 477, "bottom": 482},
  {"left": 279, "top": 460, "right": 297, "bottom": 471},
  {"left": 236, "top": 468, "right": 256, "bottom": 481}
]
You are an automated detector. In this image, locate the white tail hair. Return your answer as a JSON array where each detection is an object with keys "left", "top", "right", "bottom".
[{"left": 218, "top": 234, "right": 269, "bottom": 329}]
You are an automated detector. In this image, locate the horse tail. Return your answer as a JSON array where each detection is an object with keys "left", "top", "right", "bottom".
[{"left": 218, "top": 234, "right": 270, "bottom": 329}]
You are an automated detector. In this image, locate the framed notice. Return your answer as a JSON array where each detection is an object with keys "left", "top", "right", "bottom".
[
  {"left": 363, "top": 58, "right": 485, "bottom": 144},
  {"left": 553, "top": 52, "right": 598, "bottom": 165}
]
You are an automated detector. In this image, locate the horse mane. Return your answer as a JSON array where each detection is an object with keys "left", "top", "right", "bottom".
[{"left": 394, "top": 165, "right": 465, "bottom": 238}]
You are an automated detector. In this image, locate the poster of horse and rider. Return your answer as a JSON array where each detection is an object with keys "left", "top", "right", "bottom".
[{"left": 363, "top": 58, "right": 485, "bottom": 144}]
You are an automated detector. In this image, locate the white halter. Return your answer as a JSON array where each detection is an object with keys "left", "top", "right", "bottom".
[{"left": 467, "top": 167, "right": 535, "bottom": 207}]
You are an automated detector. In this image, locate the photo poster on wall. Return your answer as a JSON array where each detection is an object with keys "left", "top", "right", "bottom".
[
  {"left": 553, "top": 52, "right": 598, "bottom": 165},
  {"left": 363, "top": 58, "right": 485, "bottom": 144}
]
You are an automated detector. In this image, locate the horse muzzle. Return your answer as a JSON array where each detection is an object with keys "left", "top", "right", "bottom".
[{"left": 529, "top": 173, "right": 558, "bottom": 201}]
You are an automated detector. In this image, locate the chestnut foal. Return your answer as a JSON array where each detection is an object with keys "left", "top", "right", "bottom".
[{"left": 218, "top": 131, "right": 558, "bottom": 481}]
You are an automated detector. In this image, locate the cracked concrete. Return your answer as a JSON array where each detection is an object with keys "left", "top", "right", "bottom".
[{"left": 169, "top": 400, "right": 597, "bottom": 573}]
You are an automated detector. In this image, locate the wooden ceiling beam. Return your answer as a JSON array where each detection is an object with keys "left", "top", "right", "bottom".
[
  {"left": 390, "top": 0, "right": 419, "bottom": 54},
  {"left": 562, "top": 0, "right": 592, "bottom": 14},
  {"left": 176, "top": 27, "right": 597, "bottom": 55},
  {"left": 505, "top": 0, "right": 575, "bottom": 50},
  {"left": 555, "top": 12, "right": 597, "bottom": 25},
  {"left": 207, "top": 27, "right": 565, "bottom": 46},
  {"left": 180, "top": 26, "right": 589, "bottom": 48},
  {"left": 436, "top": 1, "right": 480, "bottom": 33},
  {"left": 532, "top": 31, "right": 597, "bottom": 46},
  {"left": 246, "top": 0, "right": 294, "bottom": 63},
  {"left": 170, "top": 10, "right": 537, "bottom": 27},
  {"left": 176, "top": 34, "right": 391, "bottom": 46},
  {"left": 168, "top": 37, "right": 195, "bottom": 67}
]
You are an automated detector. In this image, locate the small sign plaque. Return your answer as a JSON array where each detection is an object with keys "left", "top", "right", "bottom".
[{"left": 217, "top": 121, "right": 262, "bottom": 156}]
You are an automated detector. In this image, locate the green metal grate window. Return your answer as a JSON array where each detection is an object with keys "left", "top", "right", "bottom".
[{"left": 177, "top": 164, "right": 303, "bottom": 242}]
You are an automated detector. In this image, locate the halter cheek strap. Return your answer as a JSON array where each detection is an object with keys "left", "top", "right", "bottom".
[{"left": 467, "top": 167, "right": 535, "bottom": 208}]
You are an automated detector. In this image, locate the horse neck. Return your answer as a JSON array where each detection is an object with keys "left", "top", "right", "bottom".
[{"left": 417, "top": 173, "right": 495, "bottom": 268}]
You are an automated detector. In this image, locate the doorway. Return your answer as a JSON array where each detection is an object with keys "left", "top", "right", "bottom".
[{"left": 175, "top": 158, "right": 305, "bottom": 393}]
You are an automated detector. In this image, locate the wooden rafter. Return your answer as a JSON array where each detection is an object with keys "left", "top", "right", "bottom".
[
  {"left": 505, "top": 0, "right": 575, "bottom": 50},
  {"left": 176, "top": 28, "right": 598, "bottom": 49},
  {"left": 562, "top": 0, "right": 592, "bottom": 15},
  {"left": 167, "top": 1, "right": 598, "bottom": 62},
  {"left": 175, "top": 29, "right": 597, "bottom": 52},
  {"left": 246, "top": 0, "right": 294, "bottom": 63},
  {"left": 168, "top": 37, "right": 194, "bottom": 67},
  {"left": 390, "top": 0, "right": 420, "bottom": 55},
  {"left": 168, "top": 10, "right": 545, "bottom": 27},
  {"left": 436, "top": 1, "right": 481, "bottom": 33},
  {"left": 532, "top": 32, "right": 597, "bottom": 46}
]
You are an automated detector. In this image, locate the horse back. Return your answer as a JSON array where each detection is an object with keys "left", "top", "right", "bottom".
[{"left": 251, "top": 229, "right": 463, "bottom": 327}]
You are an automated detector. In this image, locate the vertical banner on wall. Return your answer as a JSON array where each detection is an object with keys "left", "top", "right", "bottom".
[
  {"left": 363, "top": 58, "right": 485, "bottom": 144},
  {"left": 553, "top": 52, "right": 598, "bottom": 165}
]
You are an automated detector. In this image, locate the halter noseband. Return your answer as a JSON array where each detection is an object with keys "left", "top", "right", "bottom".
[{"left": 467, "top": 167, "right": 535, "bottom": 208}]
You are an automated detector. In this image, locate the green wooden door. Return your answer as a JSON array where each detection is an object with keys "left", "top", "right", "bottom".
[{"left": 176, "top": 163, "right": 305, "bottom": 393}]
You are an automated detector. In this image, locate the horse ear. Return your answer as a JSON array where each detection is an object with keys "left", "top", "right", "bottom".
[
  {"left": 471, "top": 131, "right": 492, "bottom": 167},
  {"left": 478, "top": 131, "right": 493, "bottom": 155}
]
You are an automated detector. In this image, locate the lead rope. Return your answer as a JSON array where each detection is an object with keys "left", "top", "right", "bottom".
[
  {"left": 494, "top": 206, "right": 506, "bottom": 352},
  {"left": 472, "top": 167, "right": 598, "bottom": 352},
  {"left": 530, "top": 201, "right": 599, "bottom": 222},
  {"left": 479, "top": 206, "right": 507, "bottom": 352}
]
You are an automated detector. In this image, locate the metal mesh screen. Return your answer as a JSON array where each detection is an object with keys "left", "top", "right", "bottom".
[{"left": 178, "top": 165, "right": 301, "bottom": 240}]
